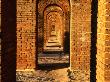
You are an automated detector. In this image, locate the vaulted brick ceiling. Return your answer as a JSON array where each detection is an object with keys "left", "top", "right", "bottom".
[{"left": 38, "top": 0, "right": 70, "bottom": 15}]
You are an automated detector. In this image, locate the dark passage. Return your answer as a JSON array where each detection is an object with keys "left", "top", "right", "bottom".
[
  {"left": 1, "top": 0, "right": 16, "bottom": 82},
  {"left": 90, "top": 0, "right": 98, "bottom": 82},
  {"left": 64, "top": 32, "right": 70, "bottom": 54},
  {"left": 38, "top": 53, "right": 70, "bottom": 70},
  {"left": 38, "top": 63, "right": 69, "bottom": 70}
]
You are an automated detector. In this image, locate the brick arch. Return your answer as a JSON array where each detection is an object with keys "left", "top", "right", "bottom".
[
  {"left": 43, "top": 11, "right": 65, "bottom": 50},
  {"left": 38, "top": 0, "right": 70, "bottom": 15},
  {"left": 43, "top": 5, "right": 65, "bottom": 49},
  {"left": 43, "top": 5, "right": 64, "bottom": 14},
  {"left": 43, "top": 5, "right": 64, "bottom": 17},
  {"left": 38, "top": 0, "right": 70, "bottom": 53}
]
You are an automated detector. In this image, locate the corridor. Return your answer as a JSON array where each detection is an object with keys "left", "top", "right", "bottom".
[{"left": 44, "top": 30, "right": 63, "bottom": 52}]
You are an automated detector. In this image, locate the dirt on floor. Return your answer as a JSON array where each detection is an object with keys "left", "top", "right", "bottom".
[
  {"left": 16, "top": 54, "right": 89, "bottom": 82},
  {"left": 16, "top": 67, "right": 90, "bottom": 82}
]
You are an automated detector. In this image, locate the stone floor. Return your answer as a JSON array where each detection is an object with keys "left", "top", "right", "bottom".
[
  {"left": 38, "top": 53, "right": 69, "bottom": 64},
  {"left": 44, "top": 30, "right": 63, "bottom": 52},
  {"left": 16, "top": 68, "right": 90, "bottom": 82},
  {"left": 16, "top": 54, "right": 90, "bottom": 82}
]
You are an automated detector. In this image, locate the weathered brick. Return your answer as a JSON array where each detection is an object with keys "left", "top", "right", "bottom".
[
  {"left": 70, "top": 0, "right": 91, "bottom": 81},
  {"left": 97, "top": 0, "right": 110, "bottom": 81},
  {"left": 16, "top": 0, "right": 36, "bottom": 70}
]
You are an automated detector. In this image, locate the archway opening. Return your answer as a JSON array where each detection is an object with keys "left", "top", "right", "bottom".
[{"left": 37, "top": 3, "right": 70, "bottom": 69}]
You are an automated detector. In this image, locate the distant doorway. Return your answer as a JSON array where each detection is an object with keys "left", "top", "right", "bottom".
[{"left": 37, "top": 1, "right": 70, "bottom": 69}]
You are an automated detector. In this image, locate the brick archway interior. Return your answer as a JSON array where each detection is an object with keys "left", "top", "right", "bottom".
[
  {"left": 38, "top": 0, "right": 70, "bottom": 53},
  {"left": 43, "top": 6, "right": 65, "bottom": 52},
  {"left": 15, "top": 0, "right": 110, "bottom": 81}
]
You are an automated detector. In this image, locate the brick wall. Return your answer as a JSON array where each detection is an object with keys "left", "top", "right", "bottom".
[
  {"left": 104, "top": 1, "right": 110, "bottom": 81},
  {"left": 97, "top": 0, "right": 110, "bottom": 82},
  {"left": 16, "top": 0, "right": 36, "bottom": 70},
  {"left": 70, "top": 0, "right": 91, "bottom": 81}
]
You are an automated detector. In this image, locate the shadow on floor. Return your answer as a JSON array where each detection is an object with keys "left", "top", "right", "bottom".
[
  {"left": 38, "top": 53, "right": 69, "bottom": 57},
  {"left": 38, "top": 63, "right": 70, "bottom": 70}
]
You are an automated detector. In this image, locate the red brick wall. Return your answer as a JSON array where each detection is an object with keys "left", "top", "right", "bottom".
[
  {"left": 16, "top": 0, "right": 36, "bottom": 70},
  {"left": 97, "top": 0, "right": 110, "bottom": 82},
  {"left": 70, "top": 0, "right": 91, "bottom": 81}
]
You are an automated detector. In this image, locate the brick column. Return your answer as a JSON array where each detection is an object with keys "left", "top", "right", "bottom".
[
  {"left": 97, "top": 0, "right": 110, "bottom": 82},
  {"left": 105, "top": 1, "right": 110, "bottom": 81},
  {"left": 16, "top": 0, "right": 36, "bottom": 70},
  {"left": 70, "top": 0, "right": 91, "bottom": 81}
]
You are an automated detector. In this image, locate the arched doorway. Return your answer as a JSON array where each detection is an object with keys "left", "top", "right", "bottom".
[
  {"left": 37, "top": 0, "right": 70, "bottom": 68},
  {"left": 43, "top": 6, "right": 65, "bottom": 53}
]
